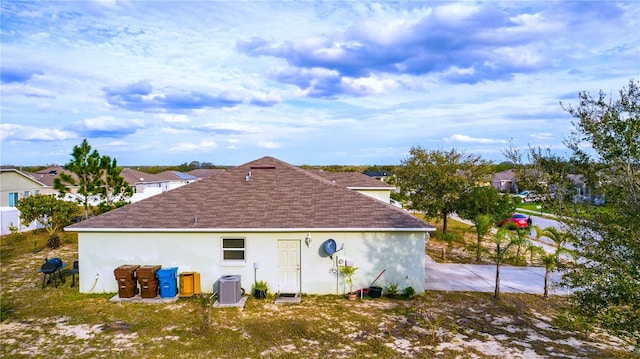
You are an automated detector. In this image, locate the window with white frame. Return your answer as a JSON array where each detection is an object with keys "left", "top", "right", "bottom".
[{"left": 222, "top": 238, "right": 245, "bottom": 262}]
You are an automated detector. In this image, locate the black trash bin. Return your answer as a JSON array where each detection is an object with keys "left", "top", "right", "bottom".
[
  {"left": 114, "top": 265, "right": 140, "bottom": 298},
  {"left": 369, "top": 286, "right": 383, "bottom": 298}
]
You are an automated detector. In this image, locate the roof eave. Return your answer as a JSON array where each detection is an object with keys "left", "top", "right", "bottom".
[{"left": 66, "top": 227, "right": 436, "bottom": 233}]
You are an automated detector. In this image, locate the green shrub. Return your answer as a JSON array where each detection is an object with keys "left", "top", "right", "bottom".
[
  {"left": 47, "top": 234, "right": 61, "bottom": 249},
  {"left": 0, "top": 295, "right": 13, "bottom": 322},
  {"left": 384, "top": 282, "right": 399, "bottom": 297},
  {"left": 404, "top": 286, "right": 416, "bottom": 298}
]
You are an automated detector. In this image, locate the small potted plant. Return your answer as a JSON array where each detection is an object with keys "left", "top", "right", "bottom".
[
  {"left": 384, "top": 281, "right": 399, "bottom": 298},
  {"left": 252, "top": 280, "right": 268, "bottom": 299},
  {"left": 340, "top": 265, "right": 359, "bottom": 300}
]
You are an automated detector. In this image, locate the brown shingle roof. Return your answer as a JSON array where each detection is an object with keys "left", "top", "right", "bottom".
[
  {"left": 308, "top": 170, "right": 393, "bottom": 189},
  {"left": 28, "top": 166, "right": 76, "bottom": 187},
  {"left": 67, "top": 156, "right": 432, "bottom": 231},
  {"left": 154, "top": 170, "right": 198, "bottom": 181},
  {"left": 186, "top": 168, "right": 227, "bottom": 178},
  {"left": 120, "top": 168, "right": 165, "bottom": 184}
]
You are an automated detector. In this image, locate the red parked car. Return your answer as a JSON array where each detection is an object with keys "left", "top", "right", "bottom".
[{"left": 499, "top": 213, "right": 530, "bottom": 229}]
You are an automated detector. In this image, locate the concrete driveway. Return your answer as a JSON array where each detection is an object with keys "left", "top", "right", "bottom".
[{"left": 425, "top": 259, "right": 570, "bottom": 295}]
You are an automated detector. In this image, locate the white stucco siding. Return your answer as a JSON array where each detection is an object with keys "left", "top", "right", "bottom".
[
  {"left": 77, "top": 230, "right": 426, "bottom": 295},
  {"left": 352, "top": 189, "right": 391, "bottom": 204}
]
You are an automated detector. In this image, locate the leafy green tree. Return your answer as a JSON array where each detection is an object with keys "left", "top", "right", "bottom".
[
  {"left": 456, "top": 186, "right": 517, "bottom": 261},
  {"left": 558, "top": 79, "right": 640, "bottom": 346},
  {"left": 398, "top": 147, "right": 490, "bottom": 234},
  {"left": 16, "top": 194, "right": 81, "bottom": 235},
  {"left": 502, "top": 141, "right": 575, "bottom": 211}
]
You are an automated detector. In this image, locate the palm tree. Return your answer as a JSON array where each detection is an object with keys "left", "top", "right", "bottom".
[
  {"left": 489, "top": 228, "right": 518, "bottom": 298},
  {"left": 539, "top": 226, "right": 575, "bottom": 262},
  {"left": 471, "top": 214, "right": 492, "bottom": 262},
  {"left": 511, "top": 227, "right": 532, "bottom": 264},
  {"left": 534, "top": 226, "right": 576, "bottom": 298}
]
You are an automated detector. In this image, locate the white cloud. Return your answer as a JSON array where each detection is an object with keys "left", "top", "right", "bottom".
[
  {"left": 0, "top": 124, "right": 76, "bottom": 141},
  {"left": 444, "top": 134, "right": 508, "bottom": 144},
  {"left": 530, "top": 132, "right": 555, "bottom": 140},
  {"left": 0, "top": 1, "right": 636, "bottom": 165},
  {"left": 342, "top": 76, "right": 398, "bottom": 95},
  {"left": 169, "top": 140, "right": 217, "bottom": 153},
  {"left": 157, "top": 114, "right": 190, "bottom": 123},
  {"left": 258, "top": 141, "right": 282, "bottom": 149},
  {"left": 71, "top": 116, "right": 146, "bottom": 137}
]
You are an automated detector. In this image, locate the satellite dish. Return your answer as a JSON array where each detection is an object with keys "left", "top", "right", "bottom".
[
  {"left": 324, "top": 239, "right": 337, "bottom": 256},
  {"left": 323, "top": 239, "right": 344, "bottom": 259}
]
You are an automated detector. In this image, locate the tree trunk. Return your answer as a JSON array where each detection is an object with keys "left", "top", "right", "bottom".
[
  {"left": 476, "top": 235, "right": 482, "bottom": 262},
  {"left": 494, "top": 262, "right": 501, "bottom": 298},
  {"left": 442, "top": 213, "right": 448, "bottom": 235},
  {"left": 544, "top": 268, "right": 550, "bottom": 298}
]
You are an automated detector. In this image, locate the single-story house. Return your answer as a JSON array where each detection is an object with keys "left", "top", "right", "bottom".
[
  {"left": 0, "top": 168, "right": 46, "bottom": 207},
  {"left": 120, "top": 168, "right": 197, "bottom": 203},
  {"left": 308, "top": 170, "right": 395, "bottom": 204},
  {"left": 66, "top": 156, "right": 435, "bottom": 296},
  {"left": 492, "top": 169, "right": 517, "bottom": 193},
  {"left": 0, "top": 168, "right": 48, "bottom": 234}
]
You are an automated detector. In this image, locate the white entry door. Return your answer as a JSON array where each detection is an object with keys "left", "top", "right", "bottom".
[{"left": 278, "top": 240, "right": 300, "bottom": 293}]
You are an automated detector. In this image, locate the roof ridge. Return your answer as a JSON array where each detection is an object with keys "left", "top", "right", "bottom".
[{"left": 67, "top": 156, "right": 433, "bottom": 231}]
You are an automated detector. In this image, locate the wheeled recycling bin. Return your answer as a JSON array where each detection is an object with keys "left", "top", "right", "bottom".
[
  {"left": 114, "top": 265, "right": 140, "bottom": 298},
  {"left": 136, "top": 265, "right": 161, "bottom": 298},
  {"left": 157, "top": 267, "right": 178, "bottom": 298}
]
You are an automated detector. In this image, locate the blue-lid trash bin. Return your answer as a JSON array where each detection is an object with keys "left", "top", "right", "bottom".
[{"left": 157, "top": 267, "right": 178, "bottom": 298}]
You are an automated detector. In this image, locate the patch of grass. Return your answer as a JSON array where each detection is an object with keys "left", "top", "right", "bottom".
[
  {"left": 518, "top": 202, "right": 551, "bottom": 214},
  {"left": 1, "top": 230, "right": 77, "bottom": 262},
  {"left": 1, "top": 235, "right": 635, "bottom": 358}
]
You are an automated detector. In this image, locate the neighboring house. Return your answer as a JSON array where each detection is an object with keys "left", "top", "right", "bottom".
[
  {"left": 28, "top": 166, "right": 86, "bottom": 203},
  {"left": 0, "top": 168, "right": 46, "bottom": 234},
  {"left": 154, "top": 170, "right": 198, "bottom": 188},
  {"left": 364, "top": 170, "right": 389, "bottom": 182},
  {"left": 121, "top": 169, "right": 206, "bottom": 203},
  {"left": 308, "top": 170, "right": 395, "bottom": 204},
  {"left": 567, "top": 174, "right": 589, "bottom": 197},
  {"left": 0, "top": 168, "right": 45, "bottom": 207},
  {"left": 121, "top": 168, "right": 172, "bottom": 203},
  {"left": 186, "top": 168, "right": 227, "bottom": 179},
  {"left": 66, "top": 156, "right": 435, "bottom": 296},
  {"left": 492, "top": 169, "right": 517, "bottom": 193}
]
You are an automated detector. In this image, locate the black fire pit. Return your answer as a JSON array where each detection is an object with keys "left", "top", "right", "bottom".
[{"left": 38, "top": 258, "right": 67, "bottom": 289}]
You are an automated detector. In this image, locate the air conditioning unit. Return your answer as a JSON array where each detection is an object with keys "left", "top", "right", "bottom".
[{"left": 219, "top": 275, "right": 242, "bottom": 304}]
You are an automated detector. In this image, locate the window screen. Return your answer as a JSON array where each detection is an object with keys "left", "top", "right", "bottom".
[{"left": 222, "top": 238, "right": 245, "bottom": 261}]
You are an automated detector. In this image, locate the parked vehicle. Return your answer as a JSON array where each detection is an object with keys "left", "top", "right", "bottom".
[
  {"left": 498, "top": 213, "right": 530, "bottom": 229},
  {"left": 514, "top": 190, "right": 542, "bottom": 203}
]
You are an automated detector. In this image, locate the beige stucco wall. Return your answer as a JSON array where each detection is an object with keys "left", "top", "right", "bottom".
[
  {"left": 353, "top": 189, "right": 391, "bottom": 204},
  {"left": 0, "top": 171, "right": 43, "bottom": 206},
  {"left": 76, "top": 230, "right": 426, "bottom": 295}
]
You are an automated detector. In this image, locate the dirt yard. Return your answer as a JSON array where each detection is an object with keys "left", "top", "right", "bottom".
[{"left": 0, "top": 239, "right": 635, "bottom": 358}]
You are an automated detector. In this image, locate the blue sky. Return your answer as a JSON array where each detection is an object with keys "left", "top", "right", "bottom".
[{"left": 1, "top": 1, "right": 638, "bottom": 166}]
